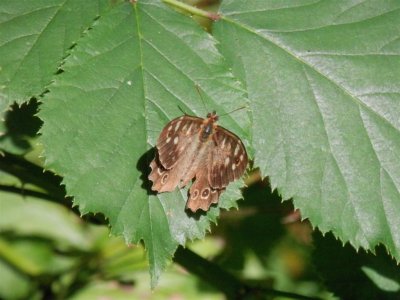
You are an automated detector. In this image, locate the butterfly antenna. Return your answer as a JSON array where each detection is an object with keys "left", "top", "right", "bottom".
[
  {"left": 195, "top": 84, "right": 208, "bottom": 113},
  {"left": 219, "top": 105, "right": 248, "bottom": 117}
]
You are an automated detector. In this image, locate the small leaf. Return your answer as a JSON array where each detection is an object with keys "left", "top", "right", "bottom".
[
  {"left": 39, "top": 0, "right": 249, "bottom": 287},
  {"left": 214, "top": 1, "right": 400, "bottom": 261}
]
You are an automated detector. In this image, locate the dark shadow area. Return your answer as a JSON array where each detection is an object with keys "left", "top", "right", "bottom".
[
  {"left": 313, "top": 231, "right": 400, "bottom": 299},
  {"left": 0, "top": 151, "right": 65, "bottom": 199},
  {"left": 136, "top": 147, "right": 157, "bottom": 196},
  {"left": 0, "top": 99, "right": 42, "bottom": 154},
  {"left": 185, "top": 201, "right": 209, "bottom": 219},
  {"left": 80, "top": 211, "right": 109, "bottom": 226},
  {"left": 212, "top": 177, "right": 286, "bottom": 272}
]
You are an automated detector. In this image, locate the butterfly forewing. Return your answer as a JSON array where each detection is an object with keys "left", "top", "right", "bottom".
[
  {"left": 157, "top": 116, "right": 203, "bottom": 170},
  {"left": 209, "top": 127, "right": 248, "bottom": 189}
]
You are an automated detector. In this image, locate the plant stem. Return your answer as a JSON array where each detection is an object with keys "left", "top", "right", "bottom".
[
  {"left": 174, "top": 245, "right": 243, "bottom": 298},
  {"left": 162, "top": 0, "right": 220, "bottom": 20},
  {"left": 0, "top": 151, "right": 65, "bottom": 200},
  {"left": 174, "top": 246, "right": 321, "bottom": 300}
]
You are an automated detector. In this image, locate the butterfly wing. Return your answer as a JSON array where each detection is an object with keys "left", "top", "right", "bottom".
[
  {"left": 186, "top": 169, "right": 224, "bottom": 212},
  {"left": 156, "top": 115, "right": 203, "bottom": 170},
  {"left": 208, "top": 126, "right": 248, "bottom": 189},
  {"left": 150, "top": 113, "right": 248, "bottom": 212},
  {"left": 150, "top": 114, "right": 206, "bottom": 193}
]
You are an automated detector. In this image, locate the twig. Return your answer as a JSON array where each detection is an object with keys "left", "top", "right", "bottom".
[{"left": 174, "top": 246, "right": 321, "bottom": 300}]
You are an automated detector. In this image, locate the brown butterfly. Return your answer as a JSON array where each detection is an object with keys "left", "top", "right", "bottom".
[{"left": 149, "top": 111, "right": 248, "bottom": 212}]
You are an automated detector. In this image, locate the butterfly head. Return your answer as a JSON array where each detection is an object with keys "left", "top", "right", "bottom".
[{"left": 206, "top": 110, "right": 219, "bottom": 122}]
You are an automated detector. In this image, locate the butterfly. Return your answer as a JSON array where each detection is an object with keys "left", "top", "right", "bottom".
[{"left": 149, "top": 111, "right": 248, "bottom": 212}]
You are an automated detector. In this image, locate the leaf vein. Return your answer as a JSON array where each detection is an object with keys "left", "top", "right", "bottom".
[{"left": 223, "top": 17, "right": 400, "bottom": 139}]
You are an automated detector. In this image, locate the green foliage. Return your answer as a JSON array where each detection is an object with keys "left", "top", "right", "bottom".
[
  {"left": 215, "top": 0, "right": 400, "bottom": 258},
  {"left": 38, "top": 0, "right": 248, "bottom": 287},
  {"left": 0, "top": 0, "right": 116, "bottom": 110},
  {"left": 0, "top": 192, "right": 223, "bottom": 299},
  {"left": 0, "top": 0, "right": 399, "bottom": 298}
]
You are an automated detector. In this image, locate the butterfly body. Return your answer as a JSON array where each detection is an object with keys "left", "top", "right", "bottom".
[
  {"left": 149, "top": 112, "right": 248, "bottom": 212},
  {"left": 200, "top": 111, "right": 218, "bottom": 141}
]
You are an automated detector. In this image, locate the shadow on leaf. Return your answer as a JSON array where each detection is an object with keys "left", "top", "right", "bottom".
[{"left": 136, "top": 147, "right": 157, "bottom": 196}]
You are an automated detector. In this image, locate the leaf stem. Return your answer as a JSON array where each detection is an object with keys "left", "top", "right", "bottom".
[
  {"left": 162, "top": 0, "right": 220, "bottom": 21},
  {"left": 174, "top": 246, "right": 321, "bottom": 300}
]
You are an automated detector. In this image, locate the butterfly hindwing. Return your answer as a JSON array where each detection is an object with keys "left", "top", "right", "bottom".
[
  {"left": 186, "top": 169, "right": 223, "bottom": 212},
  {"left": 149, "top": 154, "right": 181, "bottom": 192}
]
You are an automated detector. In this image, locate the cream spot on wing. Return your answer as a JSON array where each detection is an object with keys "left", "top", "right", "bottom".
[
  {"left": 224, "top": 157, "right": 230, "bottom": 166},
  {"left": 221, "top": 138, "right": 226, "bottom": 149},
  {"left": 168, "top": 125, "right": 173, "bottom": 131},
  {"left": 179, "top": 116, "right": 184, "bottom": 120},
  {"left": 179, "top": 146, "right": 184, "bottom": 151},
  {"left": 240, "top": 154, "right": 244, "bottom": 161},
  {"left": 175, "top": 121, "right": 182, "bottom": 131},
  {"left": 234, "top": 144, "right": 240, "bottom": 156},
  {"left": 174, "top": 136, "right": 179, "bottom": 144},
  {"left": 166, "top": 137, "right": 171, "bottom": 143},
  {"left": 186, "top": 123, "right": 193, "bottom": 134},
  {"left": 232, "top": 164, "right": 236, "bottom": 170},
  {"left": 182, "top": 123, "right": 188, "bottom": 131}
]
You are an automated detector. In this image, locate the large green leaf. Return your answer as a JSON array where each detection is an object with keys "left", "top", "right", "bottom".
[
  {"left": 214, "top": 0, "right": 400, "bottom": 260},
  {"left": 39, "top": 0, "right": 249, "bottom": 287},
  {"left": 0, "top": 0, "right": 115, "bottom": 112}
]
